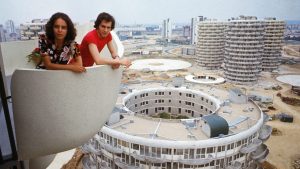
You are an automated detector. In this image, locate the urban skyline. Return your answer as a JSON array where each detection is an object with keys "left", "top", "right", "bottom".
[{"left": 0, "top": 0, "right": 300, "bottom": 25}]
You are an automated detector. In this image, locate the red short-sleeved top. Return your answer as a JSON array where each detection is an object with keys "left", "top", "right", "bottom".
[{"left": 80, "top": 29, "right": 112, "bottom": 67}]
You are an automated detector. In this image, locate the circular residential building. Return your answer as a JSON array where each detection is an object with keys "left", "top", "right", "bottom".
[
  {"left": 83, "top": 88, "right": 271, "bottom": 169},
  {"left": 224, "top": 19, "right": 265, "bottom": 84},
  {"left": 196, "top": 21, "right": 227, "bottom": 69},
  {"left": 262, "top": 18, "right": 285, "bottom": 72}
]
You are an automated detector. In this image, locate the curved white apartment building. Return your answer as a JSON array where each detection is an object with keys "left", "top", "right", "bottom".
[
  {"left": 196, "top": 21, "right": 227, "bottom": 69},
  {"left": 83, "top": 88, "right": 271, "bottom": 169},
  {"left": 224, "top": 19, "right": 265, "bottom": 84},
  {"left": 262, "top": 18, "right": 285, "bottom": 71}
]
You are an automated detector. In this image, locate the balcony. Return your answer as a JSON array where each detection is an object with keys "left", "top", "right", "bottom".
[
  {"left": 225, "top": 161, "right": 242, "bottom": 169},
  {"left": 115, "top": 158, "right": 142, "bottom": 169},
  {"left": 258, "top": 125, "right": 272, "bottom": 141},
  {"left": 178, "top": 155, "right": 214, "bottom": 165},
  {"left": 82, "top": 155, "right": 97, "bottom": 169},
  {"left": 251, "top": 144, "right": 269, "bottom": 163},
  {"left": 81, "top": 141, "right": 102, "bottom": 156},
  {"left": 131, "top": 151, "right": 169, "bottom": 163},
  {"left": 0, "top": 24, "right": 124, "bottom": 168},
  {"left": 98, "top": 141, "right": 123, "bottom": 154},
  {"left": 240, "top": 139, "right": 262, "bottom": 154}
]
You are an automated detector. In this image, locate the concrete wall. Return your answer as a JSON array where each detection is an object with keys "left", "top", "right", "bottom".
[{"left": 0, "top": 25, "right": 124, "bottom": 162}]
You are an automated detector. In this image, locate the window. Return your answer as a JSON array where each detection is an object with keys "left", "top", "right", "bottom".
[{"left": 207, "top": 147, "right": 214, "bottom": 153}]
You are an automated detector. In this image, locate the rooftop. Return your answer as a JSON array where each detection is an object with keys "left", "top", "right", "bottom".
[{"left": 111, "top": 82, "right": 261, "bottom": 141}]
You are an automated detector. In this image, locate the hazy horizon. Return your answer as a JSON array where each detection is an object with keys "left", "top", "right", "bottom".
[{"left": 0, "top": 0, "right": 300, "bottom": 26}]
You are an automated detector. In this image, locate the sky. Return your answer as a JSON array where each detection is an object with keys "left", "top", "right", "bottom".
[{"left": 0, "top": 0, "right": 300, "bottom": 26}]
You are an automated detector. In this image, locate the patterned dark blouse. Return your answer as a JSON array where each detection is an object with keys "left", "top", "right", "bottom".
[{"left": 37, "top": 34, "right": 80, "bottom": 69}]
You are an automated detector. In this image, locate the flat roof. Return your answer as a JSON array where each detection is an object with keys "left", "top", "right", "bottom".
[{"left": 112, "top": 82, "right": 261, "bottom": 141}]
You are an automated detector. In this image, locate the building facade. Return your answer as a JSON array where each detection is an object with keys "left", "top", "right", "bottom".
[
  {"left": 0, "top": 25, "right": 6, "bottom": 42},
  {"left": 262, "top": 18, "right": 285, "bottom": 71},
  {"left": 195, "top": 16, "right": 285, "bottom": 84},
  {"left": 83, "top": 88, "right": 271, "bottom": 169},
  {"left": 191, "top": 16, "right": 204, "bottom": 45},
  {"left": 20, "top": 19, "right": 48, "bottom": 40},
  {"left": 196, "top": 21, "right": 227, "bottom": 69},
  {"left": 162, "top": 19, "right": 172, "bottom": 43},
  {"left": 224, "top": 17, "right": 265, "bottom": 84}
]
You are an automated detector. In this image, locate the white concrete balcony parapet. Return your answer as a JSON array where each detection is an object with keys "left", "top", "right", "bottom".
[
  {"left": 131, "top": 152, "right": 169, "bottom": 163},
  {"left": 98, "top": 141, "right": 123, "bottom": 154},
  {"left": 115, "top": 158, "right": 143, "bottom": 169},
  {"left": 81, "top": 142, "right": 102, "bottom": 156},
  {"left": 264, "top": 39, "right": 283, "bottom": 43},
  {"left": 197, "top": 57, "right": 223, "bottom": 62},
  {"left": 226, "top": 36, "right": 264, "bottom": 40},
  {"left": 226, "top": 40, "right": 263, "bottom": 45},
  {"left": 197, "top": 52, "right": 224, "bottom": 55},
  {"left": 240, "top": 139, "right": 262, "bottom": 154},
  {"left": 177, "top": 155, "right": 213, "bottom": 165},
  {"left": 225, "top": 76, "right": 257, "bottom": 82},
  {"left": 4, "top": 31, "right": 124, "bottom": 161},
  {"left": 225, "top": 52, "right": 261, "bottom": 57},
  {"left": 225, "top": 64, "right": 261, "bottom": 69},
  {"left": 225, "top": 72, "right": 257, "bottom": 78},
  {"left": 82, "top": 155, "right": 97, "bottom": 169},
  {"left": 264, "top": 46, "right": 282, "bottom": 50},
  {"left": 198, "top": 37, "right": 224, "bottom": 40},
  {"left": 226, "top": 48, "right": 261, "bottom": 53},
  {"left": 196, "top": 48, "right": 223, "bottom": 52},
  {"left": 251, "top": 144, "right": 269, "bottom": 163},
  {"left": 265, "top": 29, "right": 285, "bottom": 33},
  {"left": 225, "top": 161, "right": 242, "bottom": 169},
  {"left": 227, "top": 44, "right": 264, "bottom": 48},
  {"left": 228, "top": 27, "right": 264, "bottom": 31},
  {"left": 198, "top": 41, "right": 224, "bottom": 45},
  {"left": 227, "top": 32, "right": 263, "bottom": 36},
  {"left": 197, "top": 45, "right": 223, "bottom": 49},
  {"left": 225, "top": 67, "right": 260, "bottom": 73},
  {"left": 226, "top": 60, "right": 260, "bottom": 65},
  {"left": 225, "top": 57, "right": 260, "bottom": 62},
  {"left": 258, "top": 125, "right": 272, "bottom": 141}
]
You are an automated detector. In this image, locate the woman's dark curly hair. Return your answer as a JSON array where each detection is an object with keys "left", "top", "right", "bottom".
[
  {"left": 45, "top": 12, "right": 76, "bottom": 42},
  {"left": 94, "top": 12, "right": 115, "bottom": 30}
]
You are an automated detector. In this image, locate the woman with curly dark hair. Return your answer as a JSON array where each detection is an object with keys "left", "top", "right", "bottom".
[{"left": 37, "top": 12, "right": 85, "bottom": 73}]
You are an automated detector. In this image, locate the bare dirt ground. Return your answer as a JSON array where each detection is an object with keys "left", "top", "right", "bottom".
[
  {"left": 283, "top": 45, "right": 300, "bottom": 57},
  {"left": 61, "top": 149, "right": 83, "bottom": 169},
  {"left": 255, "top": 64, "right": 300, "bottom": 169}
]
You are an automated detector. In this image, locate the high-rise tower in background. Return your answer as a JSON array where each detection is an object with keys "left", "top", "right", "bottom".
[
  {"left": 191, "top": 16, "right": 204, "bottom": 45},
  {"left": 196, "top": 21, "right": 227, "bottom": 69},
  {"left": 0, "top": 25, "right": 6, "bottom": 42},
  {"left": 162, "top": 18, "right": 172, "bottom": 43},
  {"left": 195, "top": 16, "right": 285, "bottom": 84},
  {"left": 224, "top": 16, "right": 265, "bottom": 84},
  {"left": 20, "top": 19, "right": 48, "bottom": 40},
  {"left": 262, "top": 18, "right": 285, "bottom": 71},
  {"left": 5, "top": 20, "right": 16, "bottom": 34}
]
